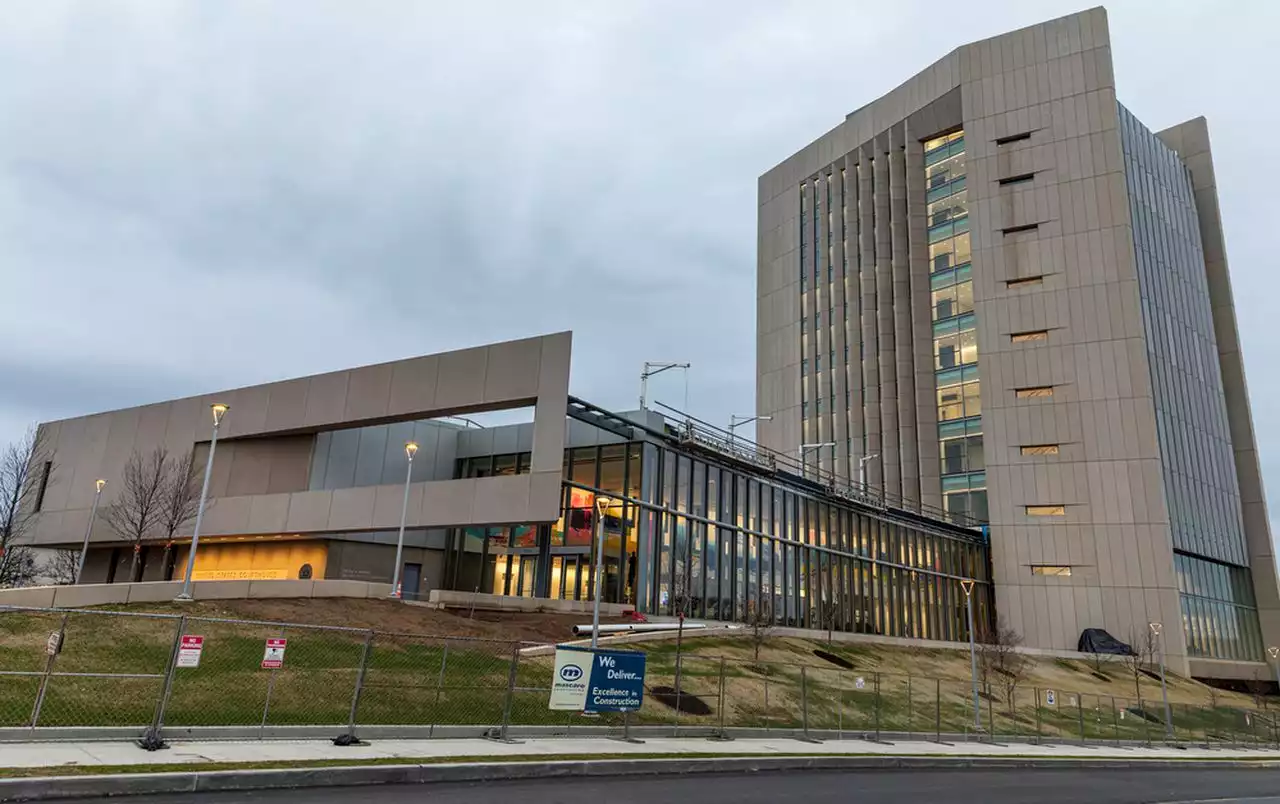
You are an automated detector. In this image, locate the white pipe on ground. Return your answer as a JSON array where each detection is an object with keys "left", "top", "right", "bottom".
[{"left": 571, "top": 622, "right": 711, "bottom": 637}]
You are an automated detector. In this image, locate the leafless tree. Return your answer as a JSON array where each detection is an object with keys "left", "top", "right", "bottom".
[
  {"left": 1121, "top": 627, "right": 1158, "bottom": 702},
  {"left": 1205, "top": 682, "right": 1221, "bottom": 709},
  {"left": 0, "top": 427, "right": 52, "bottom": 588},
  {"left": 745, "top": 598, "right": 775, "bottom": 662},
  {"left": 818, "top": 600, "right": 842, "bottom": 646},
  {"left": 999, "top": 648, "right": 1031, "bottom": 711},
  {"left": 159, "top": 449, "right": 202, "bottom": 545},
  {"left": 104, "top": 448, "right": 170, "bottom": 583},
  {"left": 671, "top": 571, "right": 692, "bottom": 695},
  {"left": 47, "top": 548, "right": 81, "bottom": 585},
  {"left": 103, "top": 447, "right": 207, "bottom": 584},
  {"left": 1245, "top": 671, "right": 1270, "bottom": 710},
  {"left": 976, "top": 617, "right": 1025, "bottom": 703}
]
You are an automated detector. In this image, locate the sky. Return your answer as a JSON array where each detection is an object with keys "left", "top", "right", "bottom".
[{"left": 1, "top": 1, "right": 1277, "bottom": 532}]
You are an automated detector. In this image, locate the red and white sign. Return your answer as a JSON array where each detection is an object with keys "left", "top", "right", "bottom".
[
  {"left": 177, "top": 635, "right": 205, "bottom": 668},
  {"left": 261, "top": 638, "right": 287, "bottom": 669}
]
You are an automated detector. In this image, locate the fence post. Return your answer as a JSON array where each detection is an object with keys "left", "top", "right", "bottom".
[
  {"left": 935, "top": 678, "right": 942, "bottom": 743},
  {"left": 672, "top": 649, "right": 684, "bottom": 734},
  {"left": 1008, "top": 688, "right": 1016, "bottom": 742},
  {"left": 987, "top": 685, "right": 996, "bottom": 743},
  {"left": 138, "top": 615, "right": 185, "bottom": 751},
  {"left": 334, "top": 630, "right": 374, "bottom": 746},
  {"left": 907, "top": 675, "right": 913, "bottom": 739},
  {"left": 763, "top": 675, "right": 770, "bottom": 732},
  {"left": 495, "top": 642, "right": 521, "bottom": 743},
  {"left": 711, "top": 657, "right": 732, "bottom": 742},
  {"left": 427, "top": 637, "right": 448, "bottom": 737},
  {"left": 874, "top": 672, "right": 882, "bottom": 742},
  {"left": 259, "top": 625, "right": 287, "bottom": 740},
  {"left": 837, "top": 674, "right": 844, "bottom": 740},
  {"left": 1077, "top": 694, "right": 1085, "bottom": 746},
  {"left": 1034, "top": 687, "right": 1042, "bottom": 744},
  {"left": 1140, "top": 697, "right": 1151, "bottom": 746},
  {"left": 28, "top": 612, "right": 70, "bottom": 731},
  {"left": 800, "top": 666, "right": 811, "bottom": 740}
]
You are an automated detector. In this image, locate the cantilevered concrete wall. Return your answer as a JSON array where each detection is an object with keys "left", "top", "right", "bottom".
[{"left": 29, "top": 332, "right": 572, "bottom": 546}]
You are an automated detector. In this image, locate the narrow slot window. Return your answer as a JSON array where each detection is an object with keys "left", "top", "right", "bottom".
[
  {"left": 1002, "top": 223, "right": 1039, "bottom": 235},
  {"left": 1025, "top": 505, "right": 1066, "bottom": 516},
  {"left": 1006, "top": 276, "right": 1044, "bottom": 289},
  {"left": 1031, "top": 565, "right": 1072, "bottom": 576},
  {"left": 1011, "top": 330, "right": 1049, "bottom": 343},
  {"left": 999, "top": 172, "right": 1035, "bottom": 186},
  {"left": 1020, "top": 444, "right": 1060, "bottom": 456},
  {"left": 996, "top": 131, "right": 1032, "bottom": 145},
  {"left": 1015, "top": 386, "right": 1055, "bottom": 399}
]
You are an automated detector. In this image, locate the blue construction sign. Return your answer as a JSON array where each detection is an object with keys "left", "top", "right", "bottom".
[{"left": 549, "top": 645, "right": 646, "bottom": 713}]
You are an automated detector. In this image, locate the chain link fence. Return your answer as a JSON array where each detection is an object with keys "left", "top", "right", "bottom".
[{"left": 2, "top": 604, "right": 1276, "bottom": 749}]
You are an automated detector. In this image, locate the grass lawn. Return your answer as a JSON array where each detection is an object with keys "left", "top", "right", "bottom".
[{"left": 1, "top": 605, "right": 1274, "bottom": 745}]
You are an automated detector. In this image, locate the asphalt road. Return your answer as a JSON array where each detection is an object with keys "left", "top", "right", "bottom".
[{"left": 52, "top": 769, "right": 1280, "bottom": 804}]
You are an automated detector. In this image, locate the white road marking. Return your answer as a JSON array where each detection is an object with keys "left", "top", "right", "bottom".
[{"left": 1156, "top": 798, "right": 1280, "bottom": 804}]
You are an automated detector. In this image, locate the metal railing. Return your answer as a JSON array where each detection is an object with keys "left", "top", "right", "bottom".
[{"left": 1, "top": 605, "right": 1275, "bottom": 749}]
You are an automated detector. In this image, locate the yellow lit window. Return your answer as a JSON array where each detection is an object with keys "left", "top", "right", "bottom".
[
  {"left": 1010, "top": 330, "right": 1049, "bottom": 343},
  {"left": 1025, "top": 505, "right": 1066, "bottom": 516},
  {"left": 1015, "top": 386, "right": 1054, "bottom": 399},
  {"left": 1031, "top": 565, "right": 1072, "bottom": 576},
  {"left": 1020, "top": 444, "right": 1060, "bottom": 456},
  {"left": 924, "top": 130, "right": 964, "bottom": 151}
]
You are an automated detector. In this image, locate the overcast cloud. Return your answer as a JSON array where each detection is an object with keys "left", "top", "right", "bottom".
[{"left": 1, "top": 1, "right": 1277, "bottom": 532}]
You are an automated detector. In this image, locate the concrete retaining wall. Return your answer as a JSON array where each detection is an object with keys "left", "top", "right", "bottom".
[
  {"left": 0, "top": 579, "right": 394, "bottom": 609},
  {"left": 422, "top": 590, "right": 634, "bottom": 617}
]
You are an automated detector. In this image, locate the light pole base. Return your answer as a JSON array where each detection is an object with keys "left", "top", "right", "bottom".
[{"left": 173, "top": 594, "right": 194, "bottom": 603}]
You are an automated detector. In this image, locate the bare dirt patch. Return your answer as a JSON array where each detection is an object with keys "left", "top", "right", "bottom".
[
  {"left": 90, "top": 598, "right": 616, "bottom": 644},
  {"left": 648, "top": 685, "right": 714, "bottom": 715}
]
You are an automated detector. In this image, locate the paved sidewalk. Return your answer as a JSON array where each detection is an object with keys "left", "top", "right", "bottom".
[{"left": 4, "top": 736, "right": 1279, "bottom": 770}]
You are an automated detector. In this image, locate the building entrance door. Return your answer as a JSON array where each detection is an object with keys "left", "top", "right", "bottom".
[{"left": 401, "top": 562, "right": 422, "bottom": 601}]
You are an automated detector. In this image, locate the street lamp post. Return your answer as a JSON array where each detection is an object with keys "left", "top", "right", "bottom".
[
  {"left": 1268, "top": 646, "right": 1279, "bottom": 697},
  {"left": 858, "top": 453, "right": 881, "bottom": 492},
  {"left": 389, "top": 441, "right": 419, "bottom": 599},
  {"left": 961, "top": 579, "right": 980, "bottom": 730},
  {"left": 176, "top": 403, "right": 229, "bottom": 602},
  {"left": 74, "top": 479, "right": 106, "bottom": 584},
  {"left": 728, "top": 414, "right": 771, "bottom": 452},
  {"left": 590, "top": 495, "right": 612, "bottom": 650},
  {"left": 798, "top": 442, "right": 835, "bottom": 480},
  {"left": 1150, "top": 622, "right": 1173, "bottom": 739}
]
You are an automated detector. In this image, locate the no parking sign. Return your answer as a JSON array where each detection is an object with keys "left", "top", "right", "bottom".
[{"left": 261, "top": 638, "right": 287, "bottom": 669}]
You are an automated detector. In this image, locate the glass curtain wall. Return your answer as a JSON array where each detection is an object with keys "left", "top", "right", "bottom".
[
  {"left": 638, "top": 442, "right": 992, "bottom": 640},
  {"left": 924, "top": 130, "right": 987, "bottom": 523},
  {"left": 442, "top": 439, "right": 994, "bottom": 645},
  {"left": 1175, "top": 553, "right": 1264, "bottom": 661},
  {"left": 1119, "top": 102, "right": 1263, "bottom": 661}
]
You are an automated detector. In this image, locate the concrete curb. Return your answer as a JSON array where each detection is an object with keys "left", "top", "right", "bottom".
[{"left": 4, "top": 754, "right": 1280, "bottom": 802}]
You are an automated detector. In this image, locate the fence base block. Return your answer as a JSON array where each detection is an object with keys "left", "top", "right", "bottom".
[{"left": 481, "top": 728, "right": 523, "bottom": 745}]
